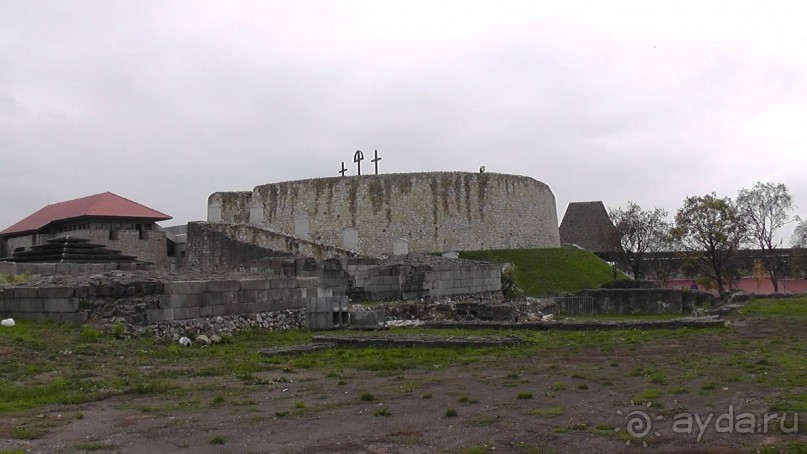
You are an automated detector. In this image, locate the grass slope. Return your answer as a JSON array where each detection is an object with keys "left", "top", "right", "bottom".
[{"left": 459, "top": 247, "right": 623, "bottom": 296}]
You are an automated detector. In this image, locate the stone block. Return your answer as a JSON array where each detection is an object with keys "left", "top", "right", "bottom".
[
  {"left": 207, "top": 280, "right": 240, "bottom": 293},
  {"left": 296, "top": 277, "right": 321, "bottom": 288},
  {"left": 267, "top": 299, "right": 284, "bottom": 312},
  {"left": 221, "top": 304, "right": 239, "bottom": 316},
  {"left": 74, "top": 285, "right": 94, "bottom": 298},
  {"left": 45, "top": 298, "right": 79, "bottom": 313},
  {"left": 239, "top": 279, "right": 270, "bottom": 290},
  {"left": 78, "top": 264, "right": 94, "bottom": 273},
  {"left": 38, "top": 287, "right": 75, "bottom": 298},
  {"left": 18, "top": 299, "right": 45, "bottom": 312},
  {"left": 3, "top": 299, "right": 20, "bottom": 312},
  {"left": 202, "top": 292, "right": 223, "bottom": 306},
  {"left": 149, "top": 308, "right": 174, "bottom": 322},
  {"left": 57, "top": 312, "right": 84, "bottom": 323},
  {"left": 220, "top": 291, "right": 237, "bottom": 305},
  {"left": 267, "top": 289, "right": 282, "bottom": 301},
  {"left": 119, "top": 262, "right": 136, "bottom": 271},
  {"left": 199, "top": 304, "right": 213, "bottom": 318},
  {"left": 0, "top": 262, "right": 16, "bottom": 275},
  {"left": 54, "top": 263, "right": 71, "bottom": 274},
  {"left": 186, "top": 293, "right": 203, "bottom": 307},
  {"left": 91, "top": 264, "right": 106, "bottom": 272},
  {"left": 236, "top": 290, "right": 252, "bottom": 303},
  {"left": 37, "top": 263, "right": 56, "bottom": 274},
  {"left": 167, "top": 294, "right": 188, "bottom": 308},
  {"left": 173, "top": 307, "right": 201, "bottom": 320},
  {"left": 252, "top": 301, "right": 270, "bottom": 312},
  {"left": 164, "top": 281, "right": 207, "bottom": 295},
  {"left": 9, "top": 287, "right": 38, "bottom": 299},
  {"left": 103, "top": 263, "right": 117, "bottom": 271}
]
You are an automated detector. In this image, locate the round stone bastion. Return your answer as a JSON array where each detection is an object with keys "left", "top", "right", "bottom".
[{"left": 208, "top": 172, "right": 560, "bottom": 257}]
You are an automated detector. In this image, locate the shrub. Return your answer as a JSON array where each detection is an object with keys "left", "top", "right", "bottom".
[{"left": 600, "top": 279, "right": 643, "bottom": 289}]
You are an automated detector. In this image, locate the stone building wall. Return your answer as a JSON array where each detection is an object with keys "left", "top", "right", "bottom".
[
  {"left": 209, "top": 172, "right": 560, "bottom": 257},
  {"left": 186, "top": 222, "right": 357, "bottom": 272}
]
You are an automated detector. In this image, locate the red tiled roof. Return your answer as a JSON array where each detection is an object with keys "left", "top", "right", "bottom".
[{"left": 1, "top": 192, "right": 172, "bottom": 236}]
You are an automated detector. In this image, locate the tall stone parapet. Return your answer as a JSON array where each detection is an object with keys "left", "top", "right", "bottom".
[{"left": 208, "top": 172, "right": 560, "bottom": 257}]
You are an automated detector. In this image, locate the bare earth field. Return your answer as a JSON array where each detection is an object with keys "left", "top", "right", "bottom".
[{"left": 1, "top": 299, "right": 806, "bottom": 454}]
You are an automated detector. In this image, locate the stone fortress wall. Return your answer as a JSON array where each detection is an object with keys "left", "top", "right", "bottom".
[{"left": 208, "top": 172, "right": 561, "bottom": 257}]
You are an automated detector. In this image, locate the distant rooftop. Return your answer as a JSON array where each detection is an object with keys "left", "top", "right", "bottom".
[
  {"left": 1, "top": 192, "right": 172, "bottom": 236},
  {"left": 559, "top": 201, "right": 620, "bottom": 253}
]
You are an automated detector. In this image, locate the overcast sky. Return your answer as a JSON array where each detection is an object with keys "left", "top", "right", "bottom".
[{"left": 2, "top": 1, "right": 806, "bottom": 243}]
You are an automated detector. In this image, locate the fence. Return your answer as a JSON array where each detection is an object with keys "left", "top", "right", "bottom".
[{"left": 550, "top": 296, "right": 594, "bottom": 316}]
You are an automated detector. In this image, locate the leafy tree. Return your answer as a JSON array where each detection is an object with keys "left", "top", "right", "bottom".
[
  {"left": 671, "top": 193, "right": 746, "bottom": 294},
  {"left": 609, "top": 201, "right": 672, "bottom": 279},
  {"left": 792, "top": 219, "right": 807, "bottom": 248},
  {"left": 736, "top": 182, "right": 797, "bottom": 292}
]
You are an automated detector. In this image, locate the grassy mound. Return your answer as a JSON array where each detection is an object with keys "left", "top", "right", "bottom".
[{"left": 459, "top": 247, "right": 624, "bottom": 296}]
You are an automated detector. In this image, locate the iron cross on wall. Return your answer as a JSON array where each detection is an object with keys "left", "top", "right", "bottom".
[
  {"left": 353, "top": 150, "right": 364, "bottom": 175},
  {"left": 340, "top": 149, "right": 381, "bottom": 176}
]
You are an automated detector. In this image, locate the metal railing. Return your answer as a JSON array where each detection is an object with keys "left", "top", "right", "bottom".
[{"left": 550, "top": 296, "right": 594, "bottom": 315}]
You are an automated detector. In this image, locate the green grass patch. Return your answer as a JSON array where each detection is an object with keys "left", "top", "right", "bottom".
[
  {"left": 72, "top": 441, "right": 113, "bottom": 451},
  {"left": 740, "top": 297, "right": 807, "bottom": 318},
  {"left": 0, "top": 273, "right": 30, "bottom": 284},
  {"left": 459, "top": 247, "right": 628, "bottom": 296}
]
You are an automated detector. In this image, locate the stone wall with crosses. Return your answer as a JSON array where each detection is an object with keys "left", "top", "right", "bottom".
[{"left": 208, "top": 172, "right": 560, "bottom": 257}]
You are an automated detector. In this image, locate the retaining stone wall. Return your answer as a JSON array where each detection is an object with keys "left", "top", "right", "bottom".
[
  {"left": 187, "top": 222, "right": 357, "bottom": 271},
  {"left": 576, "top": 288, "right": 714, "bottom": 314},
  {"left": 343, "top": 260, "right": 501, "bottom": 300},
  {"left": 0, "top": 262, "right": 151, "bottom": 276},
  {"left": 0, "top": 276, "right": 339, "bottom": 329}
]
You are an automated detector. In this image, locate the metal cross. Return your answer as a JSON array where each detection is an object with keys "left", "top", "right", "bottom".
[
  {"left": 339, "top": 161, "right": 348, "bottom": 177},
  {"left": 353, "top": 150, "right": 364, "bottom": 175},
  {"left": 371, "top": 149, "right": 381, "bottom": 175}
]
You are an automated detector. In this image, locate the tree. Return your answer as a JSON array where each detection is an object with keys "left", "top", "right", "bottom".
[
  {"left": 736, "top": 182, "right": 797, "bottom": 292},
  {"left": 609, "top": 201, "right": 672, "bottom": 279},
  {"left": 792, "top": 219, "right": 807, "bottom": 248},
  {"left": 671, "top": 193, "right": 746, "bottom": 294}
]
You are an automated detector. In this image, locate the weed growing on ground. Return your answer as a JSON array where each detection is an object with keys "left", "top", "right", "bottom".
[
  {"left": 373, "top": 407, "right": 391, "bottom": 417},
  {"left": 526, "top": 407, "right": 565, "bottom": 418},
  {"left": 209, "top": 436, "right": 226, "bottom": 445}
]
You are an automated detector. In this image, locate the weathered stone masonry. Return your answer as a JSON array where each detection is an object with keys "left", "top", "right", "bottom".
[{"left": 208, "top": 172, "right": 561, "bottom": 257}]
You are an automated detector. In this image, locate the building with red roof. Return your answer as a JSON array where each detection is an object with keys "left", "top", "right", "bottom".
[{"left": 1, "top": 192, "right": 174, "bottom": 268}]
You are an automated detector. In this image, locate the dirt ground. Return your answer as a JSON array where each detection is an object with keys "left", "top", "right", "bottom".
[{"left": 2, "top": 316, "right": 806, "bottom": 454}]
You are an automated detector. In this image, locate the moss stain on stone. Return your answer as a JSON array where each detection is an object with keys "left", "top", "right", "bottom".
[
  {"left": 429, "top": 175, "right": 440, "bottom": 239},
  {"left": 268, "top": 186, "right": 279, "bottom": 221},
  {"left": 476, "top": 173, "right": 490, "bottom": 222},
  {"left": 463, "top": 174, "right": 473, "bottom": 223},
  {"left": 453, "top": 174, "right": 462, "bottom": 214},
  {"left": 368, "top": 178, "right": 385, "bottom": 215},
  {"left": 397, "top": 175, "right": 413, "bottom": 195},
  {"left": 348, "top": 178, "right": 359, "bottom": 226},
  {"left": 383, "top": 178, "right": 393, "bottom": 224},
  {"left": 438, "top": 175, "right": 450, "bottom": 214}
]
